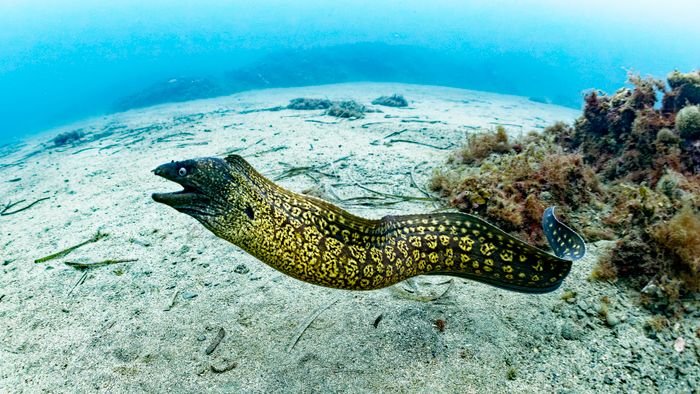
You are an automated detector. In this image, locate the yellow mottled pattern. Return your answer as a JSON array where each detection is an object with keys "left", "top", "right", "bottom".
[{"left": 207, "top": 155, "right": 573, "bottom": 293}]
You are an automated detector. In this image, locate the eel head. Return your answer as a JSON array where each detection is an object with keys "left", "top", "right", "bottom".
[{"left": 152, "top": 157, "right": 234, "bottom": 221}]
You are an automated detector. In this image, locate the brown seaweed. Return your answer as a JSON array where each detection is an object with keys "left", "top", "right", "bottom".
[{"left": 430, "top": 70, "right": 700, "bottom": 310}]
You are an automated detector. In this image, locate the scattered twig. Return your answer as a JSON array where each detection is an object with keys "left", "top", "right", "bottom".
[
  {"left": 122, "top": 136, "right": 146, "bottom": 147},
  {"left": 0, "top": 346, "right": 19, "bottom": 354},
  {"left": 220, "top": 139, "right": 265, "bottom": 156},
  {"left": 428, "top": 279, "right": 455, "bottom": 302},
  {"left": 175, "top": 141, "right": 209, "bottom": 149},
  {"left": 64, "top": 258, "right": 136, "bottom": 270},
  {"left": 205, "top": 328, "right": 226, "bottom": 355},
  {"left": 67, "top": 271, "right": 88, "bottom": 296},
  {"left": 71, "top": 147, "right": 99, "bottom": 155},
  {"left": 20, "top": 148, "right": 43, "bottom": 161},
  {"left": 101, "top": 320, "right": 117, "bottom": 331},
  {"left": 273, "top": 166, "right": 318, "bottom": 181},
  {"left": 1, "top": 200, "right": 23, "bottom": 213},
  {"left": 238, "top": 106, "right": 284, "bottom": 114},
  {"left": 409, "top": 161, "right": 432, "bottom": 198},
  {"left": 392, "top": 279, "right": 454, "bottom": 302},
  {"left": 34, "top": 230, "right": 108, "bottom": 263},
  {"left": 1, "top": 197, "right": 50, "bottom": 216},
  {"left": 332, "top": 155, "right": 353, "bottom": 163},
  {"left": 331, "top": 180, "right": 392, "bottom": 188},
  {"left": 304, "top": 119, "right": 338, "bottom": 125},
  {"left": 97, "top": 143, "right": 120, "bottom": 153},
  {"left": 0, "top": 141, "right": 26, "bottom": 158},
  {"left": 272, "top": 156, "right": 351, "bottom": 182},
  {"left": 339, "top": 197, "right": 407, "bottom": 207},
  {"left": 0, "top": 162, "right": 21, "bottom": 169},
  {"left": 387, "top": 139, "right": 454, "bottom": 150},
  {"left": 248, "top": 146, "right": 288, "bottom": 158},
  {"left": 373, "top": 314, "right": 383, "bottom": 328},
  {"left": 353, "top": 183, "right": 435, "bottom": 202},
  {"left": 163, "top": 289, "right": 180, "bottom": 311},
  {"left": 383, "top": 128, "right": 409, "bottom": 139},
  {"left": 361, "top": 122, "right": 390, "bottom": 129},
  {"left": 402, "top": 277, "right": 419, "bottom": 293},
  {"left": 288, "top": 298, "right": 339, "bottom": 352},
  {"left": 273, "top": 164, "right": 338, "bottom": 182},
  {"left": 154, "top": 132, "right": 195, "bottom": 143},
  {"left": 400, "top": 119, "right": 446, "bottom": 124},
  {"left": 64, "top": 258, "right": 132, "bottom": 296}
]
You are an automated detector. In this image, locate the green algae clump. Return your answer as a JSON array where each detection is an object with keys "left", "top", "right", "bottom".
[
  {"left": 326, "top": 100, "right": 367, "bottom": 119},
  {"left": 664, "top": 70, "right": 700, "bottom": 111},
  {"left": 287, "top": 98, "right": 333, "bottom": 110},
  {"left": 371, "top": 94, "right": 408, "bottom": 107},
  {"left": 676, "top": 105, "right": 700, "bottom": 140}
]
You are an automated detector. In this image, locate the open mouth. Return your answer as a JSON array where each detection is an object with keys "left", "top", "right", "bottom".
[
  {"left": 152, "top": 185, "right": 201, "bottom": 207},
  {"left": 151, "top": 162, "right": 211, "bottom": 216},
  {"left": 152, "top": 184, "right": 213, "bottom": 217}
]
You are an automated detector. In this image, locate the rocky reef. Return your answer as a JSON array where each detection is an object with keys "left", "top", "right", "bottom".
[
  {"left": 325, "top": 100, "right": 368, "bottom": 119},
  {"left": 371, "top": 94, "right": 408, "bottom": 107},
  {"left": 287, "top": 98, "right": 333, "bottom": 110},
  {"left": 431, "top": 71, "right": 700, "bottom": 315},
  {"left": 51, "top": 130, "right": 85, "bottom": 147},
  {"left": 286, "top": 98, "right": 374, "bottom": 119}
]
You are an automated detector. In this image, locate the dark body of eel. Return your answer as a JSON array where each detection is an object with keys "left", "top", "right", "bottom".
[{"left": 152, "top": 155, "right": 585, "bottom": 293}]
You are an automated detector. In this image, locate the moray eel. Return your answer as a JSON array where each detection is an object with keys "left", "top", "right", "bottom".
[{"left": 152, "top": 155, "right": 585, "bottom": 293}]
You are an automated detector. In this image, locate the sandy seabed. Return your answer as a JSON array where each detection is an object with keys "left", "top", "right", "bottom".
[{"left": 1, "top": 83, "right": 697, "bottom": 393}]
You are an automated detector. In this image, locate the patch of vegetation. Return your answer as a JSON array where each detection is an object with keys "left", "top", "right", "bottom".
[
  {"left": 430, "top": 126, "right": 603, "bottom": 247},
  {"left": 676, "top": 105, "right": 700, "bottom": 140},
  {"left": 52, "top": 130, "right": 85, "bottom": 147},
  {"left": 430, "top": 71, "right": 700, "bottom": 314},
  {"left": 371, "top": 94, "right": 408, "bottom": 107},
  {"left": 287, "top": 98, "right": 333, "bottom": 110},
  {"left": 286, "top": 98, "right": 373, "bottom": 119},
  {"left": 326, "top": 100, "right": 367, "bottom": 119},
  {"left": 663, "top": 70, "right": 700, "bottom": 111}
]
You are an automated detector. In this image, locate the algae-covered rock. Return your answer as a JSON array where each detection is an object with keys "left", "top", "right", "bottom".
[
  {"left": 655, "top": 128, "right": 680, "bottom": 147},
  {"left": 52, "top": 130, "right": 85, "bottom": 147},
  {"left": 676, "top": 105, "right": 700, "bottom": 140},
  {"left": 326, "top": 100, "right": 366, "bottom": 119},
  {"left": 286, "top": 98, "right": 369, "bottom": 119},
  {"left": 431, "top": 70, "right": 700, "bottom": 310},
  {"left": 287, "top": 98, "right": 333, "bottom": 110},
  {"left": 664, "top": 70, "right": 700, "bottom": 111},
  {"left": 371, "top": 94, "right": 408, "bottom": 107},
  {"left": 668, "top": 70, "right": 700, "bottom": 89}
]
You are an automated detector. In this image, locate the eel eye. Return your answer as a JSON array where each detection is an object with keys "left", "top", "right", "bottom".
[{"left": 178, "top": 167, "right": 187, "bottom": 176}]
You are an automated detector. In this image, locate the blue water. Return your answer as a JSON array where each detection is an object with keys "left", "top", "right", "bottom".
[{"left": 1, "top": 0, "right": 698, "bottom": 141}]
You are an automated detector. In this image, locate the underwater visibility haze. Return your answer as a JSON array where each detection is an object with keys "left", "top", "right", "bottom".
[
  {"left": 1, "top": 1, "right": 699, "bottom": 393},
  {"left": 1, "top": 0, "right": 700, "bottom": 139}
]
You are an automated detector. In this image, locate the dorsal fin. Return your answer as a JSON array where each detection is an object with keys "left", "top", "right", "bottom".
[
  {"left": 382, "top": 206, "right": 586, "bottom": 262},
  {"left": 224, "top": 154, "right": 246, "bottom": 166},
  {"left": 542, "top": 207, "right": 586, "bottom": 260}
]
